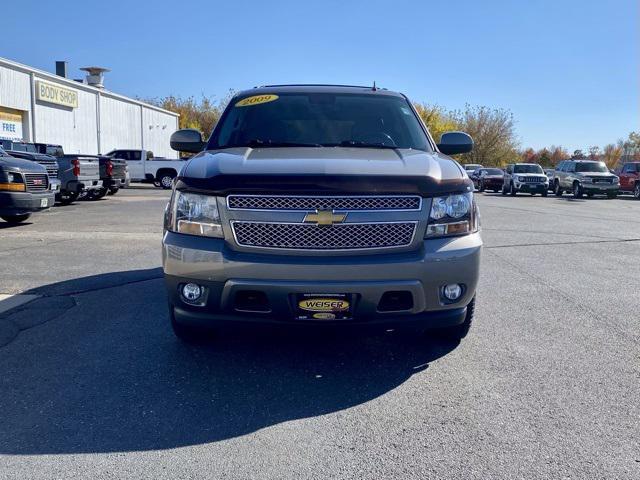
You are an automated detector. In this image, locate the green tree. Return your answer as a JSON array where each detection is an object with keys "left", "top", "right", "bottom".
[
  {"left": 413, "top": 104, "right": 458, "bottom": 144},
  {"left": 452, "top": 105, "right": 519, "bottom": 166}
]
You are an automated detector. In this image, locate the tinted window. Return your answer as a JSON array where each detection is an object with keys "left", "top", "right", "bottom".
[
  {"left": 514, "top": 164, "right": 543, "bottom": 174},
  {"left": 210, "top": 93, "right": 431, "bottom": 151},
  {"left": 575, "top": 162, "right": 608, "bottom": 173},
  {"left": 130, "top": 150, "right": 142, "bottom": 161},
  {"left": 481, "top": 168, "right": 503, "bottom": 175}
]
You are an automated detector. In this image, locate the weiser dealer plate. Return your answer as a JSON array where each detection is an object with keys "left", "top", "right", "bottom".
[{"left": 295, "top": 293, "right": 353, "bottom": 320}]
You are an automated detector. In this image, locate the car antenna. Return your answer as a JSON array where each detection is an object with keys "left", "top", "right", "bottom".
[{"left": 372, "top": 81, "right": 377, "bottom": 91}]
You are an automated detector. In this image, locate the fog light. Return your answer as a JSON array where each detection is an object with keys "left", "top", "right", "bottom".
[
  {"left": 443, "top": 284, "right": 463, "bottom": 301},
  {"left": 181, "top": 283, "right": 202, "bottom": 302}
]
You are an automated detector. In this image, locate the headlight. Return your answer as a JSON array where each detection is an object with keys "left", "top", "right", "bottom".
[
  {"left": 612, "top": 177, "right": 619, "bottom": 184},
  {"left": 426, "top": 193, "right": 478, "bottom": 238},
  {"left": 0, "top": 170, "right": 25, "bottom": 192},
  {"left": 169, "top": 191, "right": 223, "bottom": 238}
]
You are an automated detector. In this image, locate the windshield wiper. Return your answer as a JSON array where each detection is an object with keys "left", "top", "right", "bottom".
[{"left": 330, "top": 140, "right": 398, "bottom": 149}]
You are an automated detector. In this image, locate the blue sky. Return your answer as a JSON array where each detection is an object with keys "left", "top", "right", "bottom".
[{"left": 3, "top": 0, "right": 637, "bottom": 150}]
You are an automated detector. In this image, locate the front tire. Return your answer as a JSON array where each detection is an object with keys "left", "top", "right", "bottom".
[
  {"left": 607, "top": 192, "right": 617, "bottom": 199},
  {"left": 634, "top": 183, "right": 640, "bottom": 199},
  {"left": 58, "top": 191, "right": 79, "bottom": 205},
  {"left": 573, "top": 182, "right": 583, "bottom": 199},
  {"left": 510, "top": 182, "right": 517, "bottom": 196},
  {"left": 107, "top": 187, "right": 119, "bottom": 196},
  {"left": 1, "top": 214, "right": 31, "bottom": 224},
  {"left": 554, "top": 181, "right": 563, "bottom": 197},
  {"left": 430, "top": 297, "right": 475, "bottom": 342},
  {"left": 542, "top": 190, "right": 548, "bottom": 197}
]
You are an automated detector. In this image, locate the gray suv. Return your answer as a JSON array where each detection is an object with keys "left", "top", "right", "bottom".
[
  {"left": 162, "top": 85, "right": 482, "bottom": 342},
  {"left": 553, "top": 160, "right": 619, "bottom": 198}
]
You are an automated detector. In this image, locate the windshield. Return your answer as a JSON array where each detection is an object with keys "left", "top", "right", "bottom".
[
  {"left": 209, "top": 93, "right": 431, "bottom": 151},
  {"left": 482, "top": 168, "right": 503, "bottom": 175},
  {"left": 0, "top": 147, "right": 7, "bottom": 157},
  {"left": 514, "top": 164, "right": 543, "bottom": 174},
  {"left": 575, "top": 162, "right": 608, "bottom": 173},
  {"left": 9, "top": 143, "right": 37, "bottom": 153}
]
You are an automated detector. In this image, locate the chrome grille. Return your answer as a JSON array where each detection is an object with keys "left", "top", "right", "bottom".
[
  {"left": 232, "top": 222, "right": 417, "bottom": 250},
  {"left": 36, "top": 160, "right": 58, "bottom": 179},
  {"left": 24, "top": 173, "right": 49, "bottom": 192},
  {"left": 227, "top": 195, "right": 421, "bottom": 211},
  {"left": 521, "top": 176, "right": 545, "bottom": 183}
]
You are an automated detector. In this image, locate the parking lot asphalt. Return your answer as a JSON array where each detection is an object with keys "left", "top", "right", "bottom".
[{"left": 0, "top": 187, "right": 638, "bottom": 480}]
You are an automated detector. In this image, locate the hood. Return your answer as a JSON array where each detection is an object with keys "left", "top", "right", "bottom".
[
  {"left": 0, "top": 154, "right": 48, "bottom": 173},
  {"left": 177, "top": 147, "right": 472, "bottom": 196}
]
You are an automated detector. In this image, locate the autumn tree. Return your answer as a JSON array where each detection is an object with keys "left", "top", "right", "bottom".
[
  {"left": 144, "top": 93, "right": 233, "bottom": 138},
  {"left": 452, "top": 105, "right": 519, "bottom": 166},
  {"left": 549, "top": 145, "right": 569, "bottom": 165},
  {"left": 413, "top": 104, "right": 458, "bottom": 144},
  {"left": 602, "top": 144, "right": 623, "bottom": 169}
]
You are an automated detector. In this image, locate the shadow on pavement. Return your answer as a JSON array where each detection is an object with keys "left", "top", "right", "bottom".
[{"left": 0, "top": 268, "right": 459, "bottom": 454}]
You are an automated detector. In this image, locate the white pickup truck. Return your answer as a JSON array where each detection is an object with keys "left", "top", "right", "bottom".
[{"left": 104, "top": 149, "right": 188, "bottom": 189}]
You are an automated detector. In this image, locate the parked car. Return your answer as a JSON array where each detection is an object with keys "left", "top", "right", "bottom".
[
  {"left": 463, "top": 163, "right": 483, "bottom": 174},
  {"left": 163, "top": 85, "right": 481, "bottom": 343},
  {"left": 552, "top": 160, "right": 619, "bottom": 198},
  {"left": 105, "top": 149, "right": 187, "bottom": 189},
  {"left": 502, "top": 163, "right": 548, "bottom": 196},
  {"left": 615, "top": 162, "right": 640, "bottom": 199},
  {"left": 35, "top": 144, "right": 128, "bottom": 198},
  {"left": 0, "top": 140, "right": 61, "bottom": 195},
  {"left": 472, "top": 167, "right": 504, "bottom": 192},
  {"left": 0, "top": 147, "right": 55, "bottom": 224}
]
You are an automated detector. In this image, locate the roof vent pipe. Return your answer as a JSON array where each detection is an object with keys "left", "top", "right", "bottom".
[
  {"left": 80, "top": 66, "right": 110, "bottom": 89},
  {"left": 55, "top": 61, "right": 68, "bottom": 78}
]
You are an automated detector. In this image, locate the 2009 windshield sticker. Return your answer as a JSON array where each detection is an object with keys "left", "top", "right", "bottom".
[{"left": 235, "top": 94, "right": 279, "bottom": 107}]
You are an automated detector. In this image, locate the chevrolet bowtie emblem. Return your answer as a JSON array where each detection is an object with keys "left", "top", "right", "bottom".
[{"left": 304, "top": 209, "right": 347, "bottom": 226}]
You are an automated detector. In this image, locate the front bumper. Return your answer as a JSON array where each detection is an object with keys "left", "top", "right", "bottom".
[
  {"left": 103, "top": 177, "right": 127, "bottom": 189},
  {"left": 163, "top": 231, "right": 482, "bottom": 330},
  {"left": 514, "top": 182, "right": 548, "bottom": 192},
  {"left": 581, "top": 182, "right": 618, "bottom": 193},
  {"left": 0, "top": 191, "right": 54, "bottom": 215}
]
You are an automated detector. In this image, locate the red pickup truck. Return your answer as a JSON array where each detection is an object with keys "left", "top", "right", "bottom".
[{"left": 615, "top": 162, "right": 640, "bottom": 199}]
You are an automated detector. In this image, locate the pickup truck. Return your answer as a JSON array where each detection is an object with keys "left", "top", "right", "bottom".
[
  {"left": 162, "top": 84, "right": 481, "bottom": 343},
  {"left": 105, "top": 149, "right": 187, "bottom": 189},
  {"left": 0, "top": 146, "right": 55, "bottom": 224},
  {"left": 35, "top": 143, "right": 128, "bottom": 198},
  {"left": 615, "top": 162, "right": 640, "bottom": 199},
  {"left": 5, "top": 141, "right": 102, "bottom": 205}
]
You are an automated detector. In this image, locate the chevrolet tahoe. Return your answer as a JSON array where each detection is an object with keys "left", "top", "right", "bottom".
[{"left": 162, "top": 85, "right": 482, "bottom": 342}]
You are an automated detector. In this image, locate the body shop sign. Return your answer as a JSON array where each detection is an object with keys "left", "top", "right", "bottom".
[{"left": 36, "top": 80, "right": 78, "bottom": 108}]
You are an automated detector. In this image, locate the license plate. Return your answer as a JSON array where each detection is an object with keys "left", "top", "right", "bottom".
[
  {"left": 40, "top": 198, "right": 48, "bottom": 207},
  {"left": 295, "top": 293, "right": 353, "bottom": 320}
]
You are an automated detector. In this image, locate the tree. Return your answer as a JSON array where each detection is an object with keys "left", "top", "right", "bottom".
[
  {"left": 549, "top": 145, "right": 569, "bottom": 165},
  {"left": 521, "top": 147, "right": 537, "bottom": 163},
  {"left": 451, "top": 105, "right": 519, "bottom": 166},
  {"left": 536, "top": 148, "right": 552, "bottom": 167},
  {"left": 144, "top": 93, "right": 233, "bottom": 138},
  {"left": 413, "top": 104, "right": 458, "bottom": 144},
  {"left": 602, "top": 143, "right": 623, "bottom": 169},
  {"left": 571, "top": 149, "right": 586, "bottom": 159},
  {"left": 588, "top": 146, "right": 601, "bottom": 160}
]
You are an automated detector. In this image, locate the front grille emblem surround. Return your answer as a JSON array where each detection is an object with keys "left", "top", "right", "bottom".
[{"left": 303, "top": 209, "right": 347, "bottom": 226}]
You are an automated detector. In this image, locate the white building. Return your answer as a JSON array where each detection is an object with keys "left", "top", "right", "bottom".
[{"left": 0, "top": 57, "right": 179, "bottom": 157}]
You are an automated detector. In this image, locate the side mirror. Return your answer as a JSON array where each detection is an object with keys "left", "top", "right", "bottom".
[
  {"left": 437, "top": 131, "right": 474, "bottom": 155},
  {"left": 170, "top": 129, "right": 206, "bottom": 153}
]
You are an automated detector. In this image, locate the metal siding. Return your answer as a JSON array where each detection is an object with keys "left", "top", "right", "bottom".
[
  {"left": 99, "top": 95, "right": 142, "bottom": 153},
  {"left": 0, "top": 65, "right": 31, "bottom": 111},
  {"left": 142, "top": 107, "right": 177, "bottom": 157},
  {"left": 33, "top": 79, "right": 98, "bottom": 154}
]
